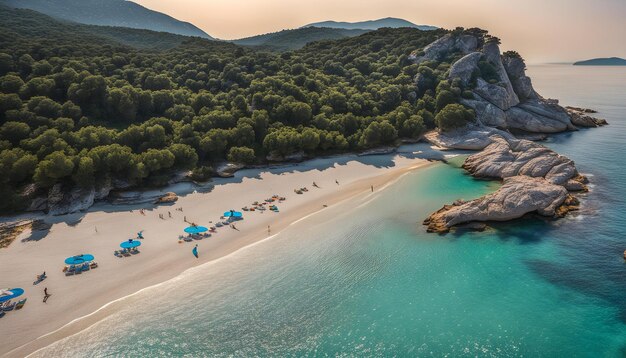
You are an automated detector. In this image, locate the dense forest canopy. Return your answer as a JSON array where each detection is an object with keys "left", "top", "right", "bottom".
[
  {"left": 231, "top": 27, "right": 370, "bottom": 52},
  {"left": 0, "top": 5, "right": 480, "bottom": 212}
]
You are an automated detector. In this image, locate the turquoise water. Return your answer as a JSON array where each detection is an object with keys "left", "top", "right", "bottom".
[{"left": 35, "top": 65, "right": 626, "bottom": 357}]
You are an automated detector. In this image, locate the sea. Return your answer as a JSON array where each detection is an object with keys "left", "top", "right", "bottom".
[{"left": 32, "top": 64, "right": 626, "bottom": 357}]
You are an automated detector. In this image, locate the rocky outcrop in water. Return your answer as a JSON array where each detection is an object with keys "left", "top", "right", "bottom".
[
  {"left": 462, "top": 136, "right": 588, "bottom": 191},
  {"left": 424, "top": 135, "right": 586, "bottom": 233},
  {"left": 566, "top": 107, "right": 608, "bottom": 128},
  {"left": 424, "top": 176, "right": 578, "bottom": 233}
]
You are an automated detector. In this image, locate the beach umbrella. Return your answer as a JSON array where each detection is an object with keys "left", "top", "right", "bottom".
[
  {"left": 192, "top": 245, "right": 198, "bottom": 258},
  {"left": 184, "top": 226, "right": 208, "bottom": 234},
  {"left": 223, "top": 210, "right": 243, "bottom": 218},
  {"left": 120, "top": 239, "right": 141, "bottom": 249},
  {"left": 64, "top": 254, "right": 95, "bottom": 265},
  {"left": 0, "top": 288, "right": 24, "bottom": 303}
]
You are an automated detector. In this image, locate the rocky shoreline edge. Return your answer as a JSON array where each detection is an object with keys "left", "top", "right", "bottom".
[
  {"left": 408, "top": 30, "right": 607, "bottom": 233},
  {"left": 423, "top": 135, "right": 588, "bottom": 233}
]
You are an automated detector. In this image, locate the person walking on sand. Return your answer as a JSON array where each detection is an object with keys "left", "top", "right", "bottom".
[
  {"left": 192, "top": 244, "right": 199, "bottom": 258},
  {"left": 268, "top": 225, "right": 271, "bottom": 234},
  {"left": 168, "top": 211, "right": 172, "bottom": 218},
  {"left": 335, "top": 179, "right": 339, "bottom": 185},
  {"left": 43, "top": 287, "right": 51, "bottom": 303},
  {"left": 371, "top": 185, "right": 374, "bottom": 192}
]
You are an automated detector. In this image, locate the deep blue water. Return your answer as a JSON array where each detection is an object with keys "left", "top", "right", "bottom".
[{"left": 34, "top": 65, "right": 626, "bottom": 357}]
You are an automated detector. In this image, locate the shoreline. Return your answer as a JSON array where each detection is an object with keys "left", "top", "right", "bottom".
[{"left": 0, "top": 152, "right": 437, "bottom": 357}]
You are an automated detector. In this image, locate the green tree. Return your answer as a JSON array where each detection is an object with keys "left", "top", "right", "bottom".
[
  {"left": 435, "top": 104, "right": 475, "bottom": 131},
  {"left": 0, "top": 121, "right": 30, "bottom": 144},
  {"left": 168, "top": 143, "right": 198, "bottom": 169},
  {"left": 301, "top": 128, "right": 320, "bottom": 153},
  {"left": 0, "top": 75, "right": 24, "bottom": 93},
  {"left": 227, "top": 146, "right": 256, "bottom": 164},
  {"left": 34, "top": 151, "right": 75, "bottom": 186},
  {"left": 73, "top": 156, "right": 95, "bottom": 187},
  {"left": 435, "top": 90, "right": 457, "bottom": 112},
  {"left": 361, "top": 121, "right": 397, "bottom": 147},
  {"left": 10, "top": 154, "right": 37, "bottom": 182}
]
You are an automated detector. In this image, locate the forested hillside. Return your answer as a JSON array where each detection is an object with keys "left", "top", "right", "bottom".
[
  {"left": 2, "top": 0, "right": 212, "bottom": 39},
  {"left": 232, "top": 27, "right": 369, "bottom": 51},
  {"left": 0, "top": 5, "right": 480, "bottom": 212}
]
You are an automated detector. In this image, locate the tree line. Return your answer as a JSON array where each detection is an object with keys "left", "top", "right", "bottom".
[{"left": 0, "top": 6, "right": 479, "bottom": 211}]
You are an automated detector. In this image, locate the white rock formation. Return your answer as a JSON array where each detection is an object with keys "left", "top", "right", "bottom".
[{"left": 424, "top": 176, "right": 574, "bottom": 233}]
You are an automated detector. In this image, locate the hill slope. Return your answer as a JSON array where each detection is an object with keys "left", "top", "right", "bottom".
[
  {"left": 231, "top": 27, "right": 369, "bottom": 51},
  {"left": 573, "top": 57, "right": 626, "bottom": 66},
  {"left": 302, "top": 17, "right": 437, "bottom": 31},
  {"left": 0, "top": 5, "right": 236, "bottom": 53},
  {"left": 2, "top": 0, "right": 212, "bottom": 39}
]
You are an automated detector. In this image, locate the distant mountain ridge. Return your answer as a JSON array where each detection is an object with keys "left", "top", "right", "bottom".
[
  {"left": 573, "top": 57, "right": 626, "bottom": 66},
  {"left": 302, "top": 17, "right": 437, "bottom": 31},
  {"left": 1, "top": 0, "right": 212, "bottom": 39},
  {"left": 231, "top": 27, "right": 369, "bottom": 51}
]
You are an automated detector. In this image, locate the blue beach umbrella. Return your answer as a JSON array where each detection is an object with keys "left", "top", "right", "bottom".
[
  {"left": 120, "top": 239, "right": 141, "bottom": 249},
  {"left": 0, "top": 288, "right": 24, "bottom": 303},
  {"left": 223, "top": 210, "right": 243, "bottom": 218},
  {"left": 184, "top": 226, "right": 208, "bottom": 234},
  {"left": 64, "top": 254, "right": 95, "bottom": 265}
]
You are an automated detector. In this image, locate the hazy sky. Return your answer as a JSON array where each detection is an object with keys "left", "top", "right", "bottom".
[{"left": 135, "top": 0, "right": 626, "bottom": 63}]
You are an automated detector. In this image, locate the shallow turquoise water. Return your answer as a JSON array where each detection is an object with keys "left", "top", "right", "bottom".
[{"left": 35, "top": 65, "right": 626, "bottom": 357}]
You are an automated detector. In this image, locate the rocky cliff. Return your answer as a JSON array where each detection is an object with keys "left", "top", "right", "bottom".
[
  {"left": 414, "top": 30, "right": 606, "bottom": 233},
  {"left": 412, "top": 31, "right": 606, "bottom": 143}
]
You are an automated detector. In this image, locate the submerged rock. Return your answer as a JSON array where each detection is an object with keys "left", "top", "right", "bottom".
[{"left": 566, "top": 107, "right": 608, "bottom": 127}]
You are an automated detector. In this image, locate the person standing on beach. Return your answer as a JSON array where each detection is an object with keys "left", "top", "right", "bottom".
[
  {"left": 268, "top": 225, "right": 271, "bottom": 234},
  {"left": 371, "top": 185, "right": 374, "bottom": 192},
  {"left": 335, "top": 179, "right": 339, "bottom": 185},
  {"left": 168, "top": 211, "right": 172, "bottom": 218},
  {"left": 43, "top": 287, "right": 50, "bottom": 303},
  {"left": 192, "top": 244, "right": 199, "bottom": 258}
]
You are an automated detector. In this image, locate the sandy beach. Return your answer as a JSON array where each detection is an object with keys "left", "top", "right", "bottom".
[{"left": 0, "top": 150, "right": 438, "bottom": 357}]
